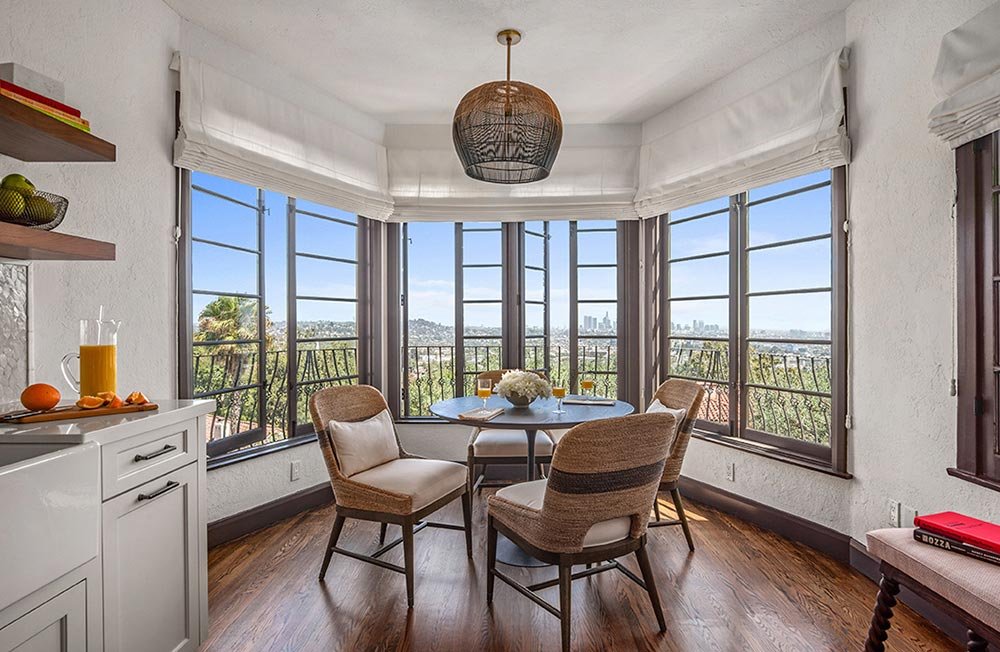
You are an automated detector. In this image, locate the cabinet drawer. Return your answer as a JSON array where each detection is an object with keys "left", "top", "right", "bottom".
[
  {"left": 0, "top": 581, "right": 87, "bottom": 652},
  {"left": 101, "top": 420, "right": 197, "bottom": 499}
]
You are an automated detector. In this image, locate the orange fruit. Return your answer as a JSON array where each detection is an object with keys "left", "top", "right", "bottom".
[
  {"left": 125, "top": 391, "right": 149, "bottom": 406},
  {"left": 20, "top": 383, "right": 61, "bottom": 411},
  {"left": 97, "top": 391, "right": 116, "bottom": 406},
  {"left": 76, "top": 395, "right": 105, "bottom": 410}
]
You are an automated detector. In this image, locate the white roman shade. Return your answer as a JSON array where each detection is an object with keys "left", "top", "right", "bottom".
[
  {"left": 386, "top": 124, "right": 640, "bottom": 222},
  {"left": 635, "top": 48, "right": 851, "bottom": 218},
  {"left": 928, "top": 2, "right": 1000, "bottom": 148},
  {"left": 172, "top": 54, "right": 394, "bottom": 220}
]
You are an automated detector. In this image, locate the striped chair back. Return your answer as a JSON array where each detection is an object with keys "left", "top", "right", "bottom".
[{"left": 539, "top": 412, "right": 678, "bottom": 552}]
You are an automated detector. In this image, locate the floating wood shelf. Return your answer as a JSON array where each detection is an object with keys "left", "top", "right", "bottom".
[
  {"left": 0, "top": 222, "right": 115, "bottom": 260},
  {"left": 0, "top": 95, "right": 116, "bottom": 162}
]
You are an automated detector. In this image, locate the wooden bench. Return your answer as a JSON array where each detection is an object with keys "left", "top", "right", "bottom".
[{"left": 865, "top": 528, "right": 1000, "bottom": 651}]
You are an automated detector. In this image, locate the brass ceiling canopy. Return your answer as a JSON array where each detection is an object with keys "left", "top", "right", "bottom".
[{"left": 452, "top": 29, "right": 563, "bottom": 184}]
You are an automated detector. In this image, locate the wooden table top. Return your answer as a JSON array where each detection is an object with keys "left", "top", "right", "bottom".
[{"left": 429, "top": 395, "right": 635, "bottom": 430}]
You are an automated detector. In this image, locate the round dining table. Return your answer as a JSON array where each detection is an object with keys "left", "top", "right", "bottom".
[{"left": 430, "top": 394, "right": 635, "bottom": 566}]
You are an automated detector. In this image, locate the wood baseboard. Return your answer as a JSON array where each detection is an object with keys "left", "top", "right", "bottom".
[
  {"left": 208, "top": 483, "right": 333, "bottom": 548},
  {"left": 676, "top": 475, "right": 851, "bottom": 563}
]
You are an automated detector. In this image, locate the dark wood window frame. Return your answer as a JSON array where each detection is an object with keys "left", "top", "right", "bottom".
[
  {"left": 177, "top": 170, "right": 377, "bottom": 469},
  {"left": 950, "top": 132, "right": 1000, "bottom": 491},
  {"left": 657, "top": 167, "right": 850, "bottom": 477}
]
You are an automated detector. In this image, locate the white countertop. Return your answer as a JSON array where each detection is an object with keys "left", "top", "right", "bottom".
[{"left": 0, "top": 399, "right": 216, "bottom": 445}]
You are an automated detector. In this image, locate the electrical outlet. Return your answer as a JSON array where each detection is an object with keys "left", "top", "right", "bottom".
[
  {"left": 888, "top": 500, "right": 901, "bottom": 527},
  {"left": 901, "top": 505, "right": 918, "bottom": 528},
  {"left": 725, "top": 461, "right": 736, "bottom": 482},
  {"left": 290, "top": 460, "right": 301, "bottom": 482}
]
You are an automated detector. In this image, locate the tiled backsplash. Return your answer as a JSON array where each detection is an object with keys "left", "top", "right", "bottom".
[{"left": 0, "top": 262, "right": 29, "bottom": 401}]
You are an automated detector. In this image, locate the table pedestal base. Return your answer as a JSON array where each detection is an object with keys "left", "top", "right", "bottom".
[{"left": 496, "top": 533, "right": 551, "bottom": 567}]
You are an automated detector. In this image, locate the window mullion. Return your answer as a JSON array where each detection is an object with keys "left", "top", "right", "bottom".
[
  {"left": 732, "top": 193, "right": 747, "bottom": 438},
  {"left": 285, "top": 197, "right": 298, "bottom": 434},
  {"left": 569, "top": 221, "right": 579, "bottom": 393},
  {"left": 256, "top": 189, "right": 267, "bottom": 438}
]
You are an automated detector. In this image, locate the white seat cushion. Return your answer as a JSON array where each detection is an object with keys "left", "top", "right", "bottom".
[
  {"left": 646, "top": 398, "right": 687, "bottom": 425},
  {"left": 495, "top": 479, "right": 631, "bottom": 547},
  {"left": 350, "top": 458, "right": 467, "bottom": 512},
  {"left": 473, "top": 429, "right": 554, "bottom": 457},
  {"left": 328, "top": 410, "right": 398, "bottom": 476}
]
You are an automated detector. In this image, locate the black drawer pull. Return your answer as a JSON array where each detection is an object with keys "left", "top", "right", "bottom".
[
  {"left": 137, "top": 481, "right": 180, "bottom": 502},
  {"left": 133, "top": 444, "right": 177, "bottom": 463}
]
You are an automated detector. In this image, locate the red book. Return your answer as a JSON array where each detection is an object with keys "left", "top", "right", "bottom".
[
  {"left": 914, "top": 512, "right": 1000, "bottom": 556},
  {"left": 0, "top": 80, "right": 80, "bottom": 117}
]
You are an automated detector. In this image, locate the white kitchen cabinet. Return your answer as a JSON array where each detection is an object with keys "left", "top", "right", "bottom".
[
  {"left": 102, "top": 463, "right": 198, "bottom": 652},
  {"left": 0, "top": 582, "right": 88, "bottom": 652}
]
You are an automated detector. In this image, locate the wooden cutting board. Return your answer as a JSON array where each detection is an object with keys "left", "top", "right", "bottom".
[{"left": 0, "top": 403, "right": 158, "bottom": 424}]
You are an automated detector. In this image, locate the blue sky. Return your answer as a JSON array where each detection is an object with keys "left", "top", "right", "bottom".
[{"left": 191, "top": 169, "right": 833, "bottom": 336}]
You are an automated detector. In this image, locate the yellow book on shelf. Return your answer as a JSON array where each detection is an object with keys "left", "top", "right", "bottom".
[{"left": 1, "top": 90, "right": 91, "bottom": 132}]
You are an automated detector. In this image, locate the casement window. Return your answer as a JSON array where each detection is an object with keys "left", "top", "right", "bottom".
[
  {"left": 659, "top": 168, "right": 848, "bottom": 473},
  {"left": 952, "top": 132, "right": 1000, "bottom": 490},
  {"left": 396, "top": 219, "right": 638, "bottom": 418},
  {"left": 178, "top": 170, "right": 373, "bottom": 464}
]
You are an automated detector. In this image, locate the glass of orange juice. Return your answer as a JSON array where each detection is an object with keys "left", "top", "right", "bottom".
[
  {"left": 580, "top": 377, "right": 595, "bottom": 399},
  {"left": 477, "top": 378, "right": 492, "bottom": 410},
  {"left": 61, "top": 318, "right": 120, "bottom": 398},
  {"left": 552, "top": 386, "right": 567, "bottom": 413}
]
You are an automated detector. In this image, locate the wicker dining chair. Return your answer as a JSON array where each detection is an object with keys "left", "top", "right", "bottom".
[
  {"left": 486, "top": 412, "right": 679, "bottom": 652},
  {"left": 646, "top": 379, "right": 706, "bottom": 551},
  {"left": 466, "top": 370, "right": 558, "bottom": 499},
  {"left": 309, "top": 385, "right": 472, "bottom": 608}
]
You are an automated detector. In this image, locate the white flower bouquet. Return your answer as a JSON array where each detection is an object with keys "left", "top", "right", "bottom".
[{"left": 495, "top": 370, "right": 552, "bottom": 407}]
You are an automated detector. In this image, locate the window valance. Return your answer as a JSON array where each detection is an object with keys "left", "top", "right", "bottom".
[
  {"left": 172, "top": 54, "right": 394, "bottom": 220},
  {"left": 928, "top": 2, "right": 1000, "bottom": 148},
  {"left": 634, "top": 48, "right": 851, "bottom": 218}
]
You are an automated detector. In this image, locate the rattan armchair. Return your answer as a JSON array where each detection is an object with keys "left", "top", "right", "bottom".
[
  {"left": 466, "top": 370, "right": 558, "bottom": 499},
  {"left": 309, "top": 385, "right": 472, "bottom": 608},
  {"left": 486, "top": 412, "right": 679, "bottom": 652},
  {"left": 646, "top": 379, "right": 706, "bottom": 551}
]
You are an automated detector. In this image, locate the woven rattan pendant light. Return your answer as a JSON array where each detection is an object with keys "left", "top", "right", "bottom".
[{"left": 453, "top": 29, "right": 563, "bottom": 184}]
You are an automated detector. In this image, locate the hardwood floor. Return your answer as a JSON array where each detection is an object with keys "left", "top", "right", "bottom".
[{"left": 206, "top": 492, "right": 958, "bottom": 651}]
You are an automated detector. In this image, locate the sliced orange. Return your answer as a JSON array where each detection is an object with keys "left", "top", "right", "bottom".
[
  {"left": 107, "top": 395, "right": 123, "bottom": 409},
  {"left": 124, "top": 391, "right": 149, "bottom": 406},
  {"left": 97, "top": 391, "right": 116, "bottom": 406},
  {"left": 76, "top": 395, "right": 105, "bottom": 410}
]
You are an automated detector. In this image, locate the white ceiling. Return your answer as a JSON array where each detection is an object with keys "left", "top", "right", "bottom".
[{"left": 165, "top": 0, "right": 851, "bottom": 125}]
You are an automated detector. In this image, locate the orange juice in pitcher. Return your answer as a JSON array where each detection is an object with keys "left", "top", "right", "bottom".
[{"left": 62, "top": 317, "right": 121, "bottom": 397}]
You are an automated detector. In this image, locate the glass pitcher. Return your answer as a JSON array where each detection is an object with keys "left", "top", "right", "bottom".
[{"left": 61, "top": 318, "right": 121, "bottom": 397}]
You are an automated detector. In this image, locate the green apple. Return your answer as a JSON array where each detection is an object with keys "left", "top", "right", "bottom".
[
  {"left": 0, "top": 188, "right": 26, "bottom": 219},
  {"left": 1, "top": 173, "right": 35, "bottom": 198},
  {"left": 24, "top": 196, "right": 55, "bottom": 223}
]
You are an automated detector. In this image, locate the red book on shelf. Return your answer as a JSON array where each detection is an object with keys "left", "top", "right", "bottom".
[
  {"left": 914, "top": 512, "right": 1000, "bottom": 556},
  {"left": 0, "top": 80, "right": 81, "bottom": 117}
]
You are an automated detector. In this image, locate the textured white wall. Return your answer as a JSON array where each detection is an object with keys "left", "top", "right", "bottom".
[{"left": 668, "top": 0, "right": 1000, "bottom": 543}]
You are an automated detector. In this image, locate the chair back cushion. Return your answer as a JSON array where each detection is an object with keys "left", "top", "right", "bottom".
[
  {"left": 646, "top": 398, "right": 687, "bottom": 426},
  {"left": 328, "top": 409, "right": 399, "bottom": 476},
  {"left": 538, "top": 412, "right": 678, "bottom": 551}
]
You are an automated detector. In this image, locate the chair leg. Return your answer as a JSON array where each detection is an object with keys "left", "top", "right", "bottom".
[
  {"left": 635, "top": 539, "right": 667, "bottom": 632},
  {"left": 486, "top": 516, "right": 497, "bottom": 604},
  {"left": 652, "top": 492, "right": 662, "bottom": 521},
  {"left": 478, "top": 464, "right": 487, "bottom": 494},
  {"left": 671, "top": 488, "right": 695, "bottom": 552},
  {"left": 318, "top": 513, "right": 346, "bottom": 581},
  {"left": 402, "top": 522, "right": 415, "bottom": 608},
  {"left": 864, "top": 575, "right": 900, "bottom": 652},
  {"left": 379, "top": 522, "right": 388, "bottom": 546},
  {"left": 461, "top": 490, "right": 473, "bottom": 558},
  {"left": 559, "top": 563, "right": 573, "bottom": 652}
]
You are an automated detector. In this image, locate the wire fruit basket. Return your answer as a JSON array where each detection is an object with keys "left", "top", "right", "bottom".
[{"left": 0, "top": 189, "right": 68, "bottom": 230}]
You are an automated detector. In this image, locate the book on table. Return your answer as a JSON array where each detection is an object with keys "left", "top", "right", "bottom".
[
  {"left": 458, "top": 407, "right": 504, "bottom": 421},
  {"left": 913, "top": 528, "right": 1000, "bottom": 567},
  {"left": 914, "top": 511, "right": 1000, "bottom": 556},
  {"left": 562, "top": 397, "right": 615, "bottom": 406}
]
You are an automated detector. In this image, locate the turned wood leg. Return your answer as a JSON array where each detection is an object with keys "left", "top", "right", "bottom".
[
  {"left": 671, "top": 488, "right": 695, "bottom": 552},
  {"left": 864, "top": 575, "right": 900, "bottom": 652},
  {"left": 486, "top": 516, "right": 497, "bottom": 604},
  {"left": 652, "top": 493, "right": 662, "bottom": 521},
  {"left": 461, "top": 491, "right": 473, "bottom": 558},
  {"left": 402, "top": 522, "right": 415, "bottom": 608},
  {"left": 559, "top": 562, "right": 573, "bottom": 652},
  {"left": 968, "top": 630, "right": 989, "bottom": 652},
  {"left": 378, "top": 522, "right": 387, "bottom": 546},
  {"left": 636, "top": 539, "right": 667, "bottom": 632},
  {"left": 318, "top": 513, "right": 346, "bottom": 580}
]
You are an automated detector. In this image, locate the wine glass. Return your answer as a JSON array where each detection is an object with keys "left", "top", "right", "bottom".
[
  {"left": 477, "top": 379, "right": 492, "bottom": 411},
  {"left": 580, "top": 377, "right": 595, "bottom": 399},
  {"left": 552, "top": 385, "right": 566, "bottom": 413}
]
